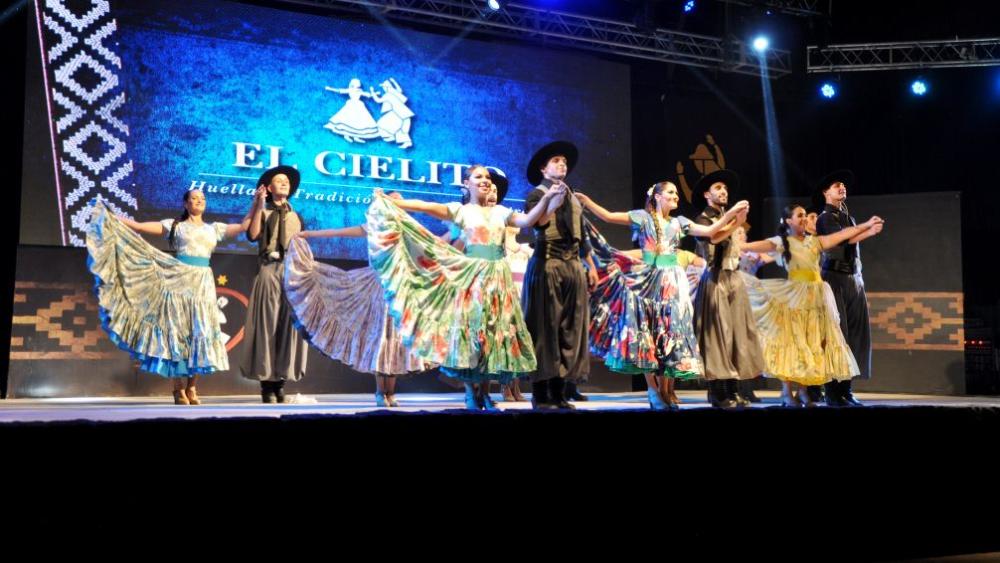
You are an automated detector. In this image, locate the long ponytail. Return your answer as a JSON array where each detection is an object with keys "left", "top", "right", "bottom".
[
  {"left": 645, "top": 181, "right": 677, "bottom": 250},
  {"left": 168, "top": 191, "right": 195, "bottom": 250},
  {"left": 777, "top": 204, "right": 802, "bottom": 265}
]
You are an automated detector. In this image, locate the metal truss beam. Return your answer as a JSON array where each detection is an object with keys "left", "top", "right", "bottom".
[
  {"left": 807, "top": 38, "right": 1000, "bottom": 72},
  {"left": 281, "top": 0, "right": 793, "bottom": 77},
  {"left": 716, "top": 0, "right": 826, "bottom": 19}
]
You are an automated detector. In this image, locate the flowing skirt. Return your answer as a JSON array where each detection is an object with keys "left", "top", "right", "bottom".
[
  {"left": 284, "top": 237, "right": 427, "bottom": 375},
  {"left": 585, "top": 220, "right": 702, "bottom": 379},
  {"left": 85, "top": 201, "right": 229, "bottom": 377},
  {"left": 365, "top": 195, "right": 535, "bottom": 383},
  {"left": 742, "top": 272, "right": 860, "bottom": 384}
]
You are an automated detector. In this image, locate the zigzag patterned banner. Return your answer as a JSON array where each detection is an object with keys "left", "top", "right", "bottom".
[{"left": 34, "top": 0, "right": 135, "bottom": 246}]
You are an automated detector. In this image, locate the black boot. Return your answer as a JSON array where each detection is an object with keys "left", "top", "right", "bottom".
[
  {"left": 531, "top": 381, "right": 557, "bottom": 411},
  {"left": 709, "top": 380, "right": 738, "bottom": 409},
  {"left": 549, "top": 378, "right": 575, "bottom": 410},
  {"left": 738, "top": 378, "right": 761, "bottom": 403},
  {"left": 273, "top": 380, "right": 286, "bottom": 404},
  {"left": 565, "top": 380, "right": 589, "bottom": 402},
  {"left": 806, "top": 385, "right": 824, "bottom": 403},
  {"left": 260, "top": 381, "right": 277, "bottom": 404},
  {"left": 728, "top": 379, "right": 749, "bottom": 408},
  {"left": 824, "top": 381, "right": 848, "bottom": 407},
  {"left": 841, "top": 379, "right": 863, "bottom": 406}
]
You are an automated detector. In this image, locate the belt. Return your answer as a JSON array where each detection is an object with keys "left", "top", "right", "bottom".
[
  {"left": 538, "top": 241, "right": 580, "bottom": 261},
  {"left": 641, "top": 251, "right": 679, "bottom": 268},
  {"left": 788, "top": 269, "right": 822, "bottom": 283},
  {"left": 465, "top": 244, "right": 504, "bottom": 260},
  {"left": 177, "top": 255, "right": 211, "bottom": 267},
  {"left": 822, "top": 259, "right": 857, "bottom": 274}
]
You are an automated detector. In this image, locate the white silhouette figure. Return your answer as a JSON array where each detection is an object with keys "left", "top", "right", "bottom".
[
  {"left": 217, "top": 295, "right": 231, "bottom": 345},
  {"left": 324, "top": 78, "right": 380, "bottom": 143},
  {"left": 370, "top": 78, "right": 415, "bottom": 149}
]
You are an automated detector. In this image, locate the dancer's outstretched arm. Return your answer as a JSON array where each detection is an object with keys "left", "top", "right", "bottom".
[
  {"left": 297, "top": 226, "right": 366, "bottom": 239},
  {"left": 819, "top": 216, "right": 883, "bottom": 249},
  {"left": 687, "top": 201, "right": 750, "bottom": 242},
  {"left": 117, "top": 217, "right": 166, "bottom": 237},
  {"left": 373, "top": 188, "right": 451, "bottom": 221},
  {"left": 508, "top": 185, "right": 564, "bottom": 228},
  {"left": 574, "top": 192, "right": 630, "bottom": 225}
]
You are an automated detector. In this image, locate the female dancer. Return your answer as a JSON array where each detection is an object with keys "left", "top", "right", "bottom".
[
  {"left": 575, "top": 182, "right": 748, "bottom": 410},
  {"left": 87, "top": 189, "right": 258, "bottom": 404},
  {"left": 365, "top": 166, "right": 564, "bottom": 410},
  {"left": 739, "top": 204, "right": 883, "bottom": 406},
  {"left": 286, "top": 193, "right": 428, "bottom": 408}
]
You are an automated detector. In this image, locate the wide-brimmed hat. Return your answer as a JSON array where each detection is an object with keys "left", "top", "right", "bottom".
[
  {"left": 693, "top": 169, "right": 740, "bottom": 196},
  {"left": 256, "top": 165, "right": 301, "bottom": 197},
  {"left": 526, "top": 140, "right": 578, "bottom": 186},
  {"left": 491, "top": 171, "right": 509, "bottom": 204},
  {"left": 812, "top": 169, "right": 855, "bottom": 210}
]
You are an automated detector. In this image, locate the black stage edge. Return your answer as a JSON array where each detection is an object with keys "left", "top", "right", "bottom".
[{"left": 4, "top": 405, "right": 1000, "bottom": 560}]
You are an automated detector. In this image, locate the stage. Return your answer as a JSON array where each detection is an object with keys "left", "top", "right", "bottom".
[
  {"left": 4, "top": 390, "right": 1000, "bottom": 559},
  {"left": 2, "top": 390, "right": 1000, "bottom": 423}
]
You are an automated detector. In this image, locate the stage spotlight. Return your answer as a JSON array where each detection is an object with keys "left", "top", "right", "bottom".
[
  {"left": 683, "top": 0, "right": 696, "bottom": 13},
  {"left": 752, "top": 36, "right": 769, "bottom": 53},
  {"left": 487, "top": 0, "right": 500, "bottom": 11},
  {"left": 911, "top": 79, "right": 928, "bottom": 96},
  {"left": 820, "top": 83, "right": 836, "bottom": 99}
]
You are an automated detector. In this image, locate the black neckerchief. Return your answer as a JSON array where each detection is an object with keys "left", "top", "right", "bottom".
[
  {"left": 262, "top": 200, "right": 292, "bottom": 260},
  {"left": 700, "top": 205, "right": 727, "bottom": 270},
  {"left": 822, "top": 203, "right": 857, "bottom": 260},
  {"left": 541, "top": 178, "right": 574, "bottom": 240},
  {"left": 701, "top": 205, "right": 723, "bottom": 221}
]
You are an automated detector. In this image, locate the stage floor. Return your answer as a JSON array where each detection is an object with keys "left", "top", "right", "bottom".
[{"left": 2, "top": 390, "right": 999, "bottom": 423}]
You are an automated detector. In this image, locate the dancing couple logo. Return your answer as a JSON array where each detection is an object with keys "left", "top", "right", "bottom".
[{"left": 323, "top": 77, "right": 415, "bottom": 149}]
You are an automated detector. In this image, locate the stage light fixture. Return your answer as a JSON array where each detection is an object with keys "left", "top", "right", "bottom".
[
  {"left": 752, "top": 36, "right": 769, "bottom": 53},
  {"left": 911, "top": 79, "right": 928, "bottom": 96},
  {"left": 820, "top": 83, "right": 836, "bottom": 99},
  {"left": 683, "top": 0, "right": 696, "bottom": 13},
  {"left": 487, "top": 0, "right": 500, "bottom": 11}
]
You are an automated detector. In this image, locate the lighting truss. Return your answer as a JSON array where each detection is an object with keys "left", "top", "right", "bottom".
[{"left": 281, "top": 0, "right": 793, "bottom": 77}]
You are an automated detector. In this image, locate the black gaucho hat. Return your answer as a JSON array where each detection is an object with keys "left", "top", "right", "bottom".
[
  {"left": 526, "top": 141, "right": 578, "bottom": 187},
  {"left": 256, "top": 165, "right": 301, "bottom": 197},
  {"left": 811, "top": 169, "right": 855, "bottom": 210},
  {"left": 693, "top": 169, "right": 740, "bottom": 196},
  {"left": 491, "top": 171, "right": 509, "bottom": 204}
]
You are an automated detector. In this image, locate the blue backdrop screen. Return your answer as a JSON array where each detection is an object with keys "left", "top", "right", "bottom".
[{"left": 23, "top": 0, "right": 632, "bottom": 259}]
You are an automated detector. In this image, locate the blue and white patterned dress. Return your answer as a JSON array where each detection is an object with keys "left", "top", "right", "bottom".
[{"left": 86, "top": 201, "right": 230, "bottom": 376}]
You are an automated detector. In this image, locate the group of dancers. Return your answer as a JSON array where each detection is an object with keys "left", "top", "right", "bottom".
[{"left": 86, "top": 140, "right": 884, "bottom": 410}]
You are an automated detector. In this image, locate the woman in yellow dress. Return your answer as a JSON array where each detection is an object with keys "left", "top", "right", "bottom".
[{"left": 739, "top": 204, "right": 884, "bottom": 407}]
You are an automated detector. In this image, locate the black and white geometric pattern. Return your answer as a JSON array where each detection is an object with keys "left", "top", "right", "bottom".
[{"left": 36, "top": 0, "right": 135, "bottom": 246}]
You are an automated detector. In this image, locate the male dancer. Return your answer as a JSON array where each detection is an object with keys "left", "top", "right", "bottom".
[
  {"left": 692, "top": 170, "right": 763, "bottom": 408},
  {"left": 521, "top": 141, "right": 599, "bottom": 410},
  {"left": 813, "top": 170, "right": 884, "bottom": 406},
  {"left": 240, "top": 166, "right": 309, "bottom": 403}
]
